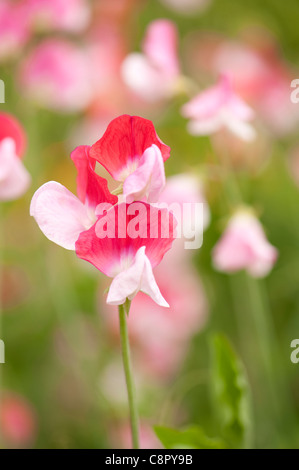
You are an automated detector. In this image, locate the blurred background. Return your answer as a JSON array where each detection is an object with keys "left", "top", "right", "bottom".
[{"left": 1, "top": 0, "right": 299, "bottom": 449}]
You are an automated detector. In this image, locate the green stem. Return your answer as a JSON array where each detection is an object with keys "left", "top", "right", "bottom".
[{"left": 118, "top": 303, "right": 139, "bottom": 449}]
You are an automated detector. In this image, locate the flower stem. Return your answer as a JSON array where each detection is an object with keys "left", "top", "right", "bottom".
[{"left": 118, "top": 303, "right": 139, "bottom": 449}]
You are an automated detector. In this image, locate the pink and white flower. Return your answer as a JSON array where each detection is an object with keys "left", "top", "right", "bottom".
[
  {"left": 90, "top": 115, "right": 170, "bottom": 202},
  {"left": 19, "top": 39, "right": 93, "bottom": 113},
  {"left": 0, "top": 112, "right": 31, "bottom": 201},
  {"left": 213, "top": 210, "right": 278, "bottom": 277},
  {"left": 26, "top": 0, "right": 90, "bottom": 33},
  {"left": 181, "top": 74, "right": 256, "bottom": 141},
  {"left": 122, "top": 20, "right": 180, "bottom": 102},
  {"left": 31, "top": 115, "right": 175, "bottom": 307}
]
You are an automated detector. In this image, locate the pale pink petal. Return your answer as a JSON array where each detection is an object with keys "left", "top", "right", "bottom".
[
  {"left": 123, "top": 144, "right": 165, "bottom": 203},
  {"left": 213, "top": 212, "right": 278, "bottom": 277},
  {"left": 30, "top": 181, "right": 95, "bottom": 250},
  {"left": 143, "top": 19, "right": 180, "bottom": 78},
  {"left": 0, "top": 138, "right": 30, "bottom": 201},
  {"left": 121, "top": 53, "right": 168, "bottom": 102},
  {"left": 223, "top": 112, "right": 256, "bottom": 141},
  {"left": 107, "top": 246, "right": 168, "bottom": 307}
]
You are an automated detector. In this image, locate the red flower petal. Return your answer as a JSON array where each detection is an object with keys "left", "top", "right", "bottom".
[
  {"left": 75, "top": 202, "right": 176, "bottom": 277},
  {"left": 89, "top": 115, "right": 170, "bottom": 181},
  {"left": 71, "top": 145, "right": 118, "bottom": 208},
  {"left": 0, "top": 112, "right": 26, "bottom": 158}
]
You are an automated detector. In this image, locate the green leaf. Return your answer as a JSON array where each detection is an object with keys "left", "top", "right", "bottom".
[
  {"left": 210, "top": 334, "right": 252, "bottom": 449},
  {"left": 154, "top": 425, "right": 226, "bottom": 449}
]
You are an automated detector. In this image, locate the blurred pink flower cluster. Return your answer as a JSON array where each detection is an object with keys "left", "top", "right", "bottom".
[{"left": 0, "top": 392, "right": 37, "bottom": 448}]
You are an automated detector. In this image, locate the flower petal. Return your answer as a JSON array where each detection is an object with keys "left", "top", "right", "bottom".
[
  {"left": 123, "top": 144, "right": 165, "bottom": 203},
  {"left": 107, "top": 246, "right": 169, "bottom": 307},
  {"left": 89, "top": 115, "right": 170, "bottom": 181},
  {"left": 30, "top": 181, "right": 94, "bottom": 250},
  {"left": 0, "top": 138, "right": 30, "bottom": 201},
  {"left": 0, "top": 112, "right": 26, "bottom": 158},
  {"left": 70, "top": 145, "right": 117, "bottom": 208},
  {"left": 75, "top": 202, "right": 176, "bottom": 276}
]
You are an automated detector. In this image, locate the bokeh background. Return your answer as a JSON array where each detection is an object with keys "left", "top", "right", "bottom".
[{"left": 1, "top": 0, "right": 299, "bottom": 449}]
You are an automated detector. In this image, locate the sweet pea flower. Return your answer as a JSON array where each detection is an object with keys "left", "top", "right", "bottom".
[
  {"left": 19, "top": 39, "right": 93, "bottom": 113},
  {"left": 31, "top": 115, "right": 175, "bottom": 308},
  {"left": 121, "top": 20, "right": 180, "bottom": 102},
  {"left": 30, "top": 145, "right": 117, "bottom": 250},
  {"left": 181, "top": 74, "right": 256, "bottom": 141},
  {"left": 76, "top": 202, "right": 176, "bottom": 307},
  {"left": 0, "top": 393, "right": 37, "bottom": 447},
  {"left": 213, "top": 210, "right": 278, "bottom": 278},
  {"left": 0, "top": 0, "right": 30, "bottom": 61},
  {"left": 0, "top": 112, "right": 31, "bottom": 201},
  {"left": 26, "top": 0, "right": 90, "bottom": 33},
  {"left": 90, "top": 115, "right": 170, "bottom": 203}
]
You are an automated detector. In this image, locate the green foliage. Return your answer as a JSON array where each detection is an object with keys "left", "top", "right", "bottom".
[
  {"left": 210, "top": 334, "right": 252, "bottom": 449},
  {"left": 154, "top": 425, "right": 226, "bottom": 450}
]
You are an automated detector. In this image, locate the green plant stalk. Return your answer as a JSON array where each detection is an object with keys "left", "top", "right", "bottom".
[{"left": 118, "top": 303, "right": 139, "bottom": 449}]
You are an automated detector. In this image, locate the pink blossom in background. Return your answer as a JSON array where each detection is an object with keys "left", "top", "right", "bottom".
[
  {"left": 90, "top": 115, "right": 170, "bottom": 202},
  {"left": 122, "top": 20, "right": 180, "bottom": 102},
  {"left": 187, "top": 32, "right": 299, "bottom": 136},
  {"left": 182, "top": 74, "right": 256, "bottom": 141},
  {"left": 26, "top": 0, "right": 90, "bottom": 33},
  {"left": 0, "top": 393, "right": 37, "bottom": 447},
  {"left": 160, "top": 0, "right": 211, "bottom": 15},
  {"left": 213, "top": 210, "right": 278, "bottom": 278},
  {"left": 159, "top": 174, "right": 210, "bottom": 265},
  {"left": 0, "top": 112, "right": 31, "bottom": 201},
  {"left": 30, "top": 145, "right": 117, "bottom": 250},
  {"left": 0, "top": 0, "right": 30, "bottom": 61},
  {"left": 19, "top": 39, "right": 93, "bottom": 113}
]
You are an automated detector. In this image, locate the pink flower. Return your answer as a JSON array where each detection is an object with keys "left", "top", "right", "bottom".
[
  {"left": 181, "top": 74, "right": 256, "bottom": 141},
  {"left": 0, "top": 112, "right": 31, "bottom": 201},
  {"left": 0, "top": 393, "right": 37, "bottom": 447},
  {"left": 76, "top": 202, "right": 176, "bottom": 307},
  {"left": 122, "top": 19, "right": 180, "bottom": 102},
  {"left": 189, "top": 33, "right": 299, "bottom": 136},
  {"left": 30, "top": 145, "right": 117, "bottom": 250},
  {"left": 0, "top": 0, "right": 30, "bottom": 61},
  {"left": 90, "top": 115, "right": 170, "bottom": 202},
  {"left": 213, "top": 210, "right": 278, "bottom": 278},
  {"left": 19, "top": 39, "right": 93, "bottom": 113},
  {"left": 31, "top": 115, "right": 175, "bottom": 307},
  {"left": 26, "top": 0, "right": 90, "bottom": 33}
]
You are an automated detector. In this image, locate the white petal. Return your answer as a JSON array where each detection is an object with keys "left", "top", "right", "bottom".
[
  {"left": 107, "top": 246, "right": 169, "bottom": 307},
  {"left": 30, "top": 181, "right": 94, "bottom": 250}
]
